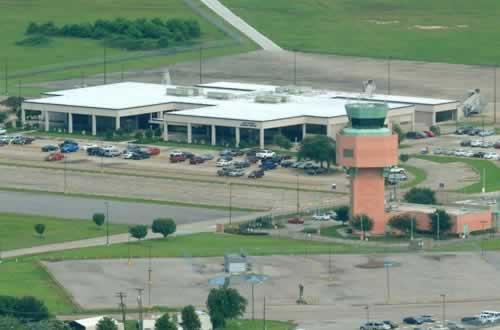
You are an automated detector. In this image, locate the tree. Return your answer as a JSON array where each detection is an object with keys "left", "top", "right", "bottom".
[
  {"left": 273, "top": 134, "right": 292, "bottom": 150},
  {"left": 27, "top": 320, "right": 71, "bottom": 330},
  {"left": 134, "top": 131, "right": 144, "bottom": 141},
  {"left": 96, "top": 317, "right": 117, "bottom": 330},
  {"left": 392, "top": 123, "right": 405, "bottom": 145},
  {"left": 181, "top": 305, "right": 201, "bottom": 330},
  {"left": 388, "top": 214, "right": 417, "bottom": 235},
  {"left": 350, "top": 214, "right": 374, "bottom": 237},
  {"left": 152, "top": 218, "right": 176, "bottom": 238},
  {"left": 334, "top": 205, "right": 349, "bottom": 224},
  {"left": 14, "top": 296, "right": 49, "bottom": 322},
  {"left": 206, "top": 287, "right": 247, "bottom": 328},
  {"left": 93, "top": 213, "right": 105, "bottom": 228},
  {"left": 298, "top": 135, "right": 336, "bottom": 168},
  {"left": 429, "top": 209, "right": 452, "bottom": 238},
  {"left": 34, "top": 224, "right": 45, "bottom": 237},
  {"left": 145, "top": 128, "right": 154, "bottom": 140},
  {"left": 155, "top": 313, "right": 176, "bottom": 330},
  {"left": 129, "top": 225, "right": 148, "bottom": 240},
  {"left": 0, "top": 316, "right": 26, "bottom": 329},
  {"left": 399, "top": 154, "right": 410, "bottom": 163},
  {"left": 430, "top": 125, "right": 441, "bottom": 136},
  {"left": 404, "top": 187, "right": 436, "bottom": 205},
  {"left": 0, "top": 112, "right": 7, "bottom": 124}
]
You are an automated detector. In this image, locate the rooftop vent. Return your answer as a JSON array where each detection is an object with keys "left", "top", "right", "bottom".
[
  {"left": 206, "top": 91, "right": 235, "bottom": 100},
  {"left": 166, "top": 86, "right": 201, "bottom": 97},
  {"left": 255, "top": 94, "right": 289, "bottom": 104}
]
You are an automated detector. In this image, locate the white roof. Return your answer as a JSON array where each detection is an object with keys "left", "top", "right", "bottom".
[
  {"left": 329, "top": 91, "right": 456, "bottom": 105},
  {"left": 72, "top": 316, "right": 119, "bottom": 327},
  {"left": 167, "top": 96, "right": 410, "bottom": 121}
]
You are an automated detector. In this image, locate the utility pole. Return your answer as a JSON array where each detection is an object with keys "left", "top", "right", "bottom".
[
  {"left": 105, "top": 201, "right": 110, "bottom": 245},
  {"left": 229, "top": 182, "right": 233, "bottom": 225},
  {"left": 116, "top": 292, "right": 127, "bottom": 325},
  {"left": 135, "top": 288, "right": 144, "bottom": 330},
  {"left": 436, "top": 211, "right": 440, "bottom": 241},
  {"left": 103, "top": 46, "right": 107, "bottom": 84},
  {"left": 199, "top": 46, "right": 203, "bottom": 84},
  {"left": 148, "top": 245, "right": 152, "bottom": 306},
  {"left": 387, "top": 56, "right": 391, "bottom": 95}
]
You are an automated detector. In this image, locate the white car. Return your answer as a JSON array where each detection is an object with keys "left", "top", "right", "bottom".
[
  {"left": 471, "top": 140, "right": 482, "bottom": 147},
  {"left": 463, "top": 150, "right": 474, "bottom": 157},
  {"left": 123, "top": 151, "right": 134, "bottom": 159},
  {"left": 256, "top": 149, "right": 276, "bottom": 159},
  {"left": 484, "top": 152, "right": 499, "bottom": 160},
  {"left": 360, "top": 321, "right": 391, "bottom": 330},
  {"left": 216, "top": 159, "right": 233, "bottom": 167},
  {"left": 312, "top": 214, "right": 331, "bottom": 221},
  {"left": 81, "top": 143, "right": 98, "bottom": 151},
  {"left": 454, "top": 149, "right": 466, "bottom": 157},
  {"left": 0, "top": 128, "right": 6, "bottom": 135},
  {"left": 481, "top": 141, "right": 494, "bottom": 148}
]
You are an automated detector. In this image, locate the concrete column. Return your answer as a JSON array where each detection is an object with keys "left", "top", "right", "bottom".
[
  {"left": 211, "top": 125, "right": 216, "bottom": 146},
  {"left": 187, "top": 123, "right": 192, "bottom": 143},
  {"left": 115, "top": 116, "right": 120, "bottom": 130},
  {"left": 302, "top": 124, "right": 307, "bottom": 138},
  {"left": 68, "top": 113, "right": 73, "bottom": 133},
  {"left": 259, "top": 128, "right": 265, "bottom": 149},
  {"left": 163, "top": 122, "right": 169, "bottom": 141},
  {"left": 91, "top": 114, "right": 97, "bottom": 136},
  {"left": 326, "top": 124, "right": 332, "bottom": 138},
  {"left": 44, "top": 111, "right": 49, "bottom": 132},
  {"left": 235, "top": 127, "right": 240, "bottom": 147},
  {"left": 21, "top": 107, "right": 26, "bottom": 127}
]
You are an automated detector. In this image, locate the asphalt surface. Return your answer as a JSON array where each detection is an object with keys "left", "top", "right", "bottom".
[{"left": 0, "top": 190, "right": 245, "bottom": 225}]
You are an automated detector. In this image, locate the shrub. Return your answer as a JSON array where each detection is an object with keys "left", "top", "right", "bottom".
[
  {"left": 34, "top": 224, "right": 45, "bottom": 237},
  {"left": 273, "top": 134, "right": 292, "bottom": 150},
  {"left": 350, "top": 214, "right": 374, "bottom": 233},
  {"left": 96, "top": 317, "right": 117, "bottom": 330},
  {"left": 93, "top": 213, "right": 105, "bottom": 227},
  {"left": 334, "top": 205, "right": 349, "bottom": 223},
  {"left": 429, "top": 209, "right": 452, "bottom": 238},
  {"left": 129, "top": 225, "right": 148, "bottom": 240},
  {"left": 392, "top": 123, "right": 405, "bottom": 145},
  {"left": 152, "top": 218, "right": 176, "bottom": 238},
  {"left": 399, "top": 154, "right": 410, "bottom": 162},
  {"left": 388, "top": 214, "right": 417, "bottom": 235},
  {"left": 430, "top": 125, "right": 441, "bottom": 136},
  {"left": 404, "top": 187, "right": 436, "bottom": 205}
]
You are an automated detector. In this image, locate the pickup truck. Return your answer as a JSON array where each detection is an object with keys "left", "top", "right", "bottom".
[{"left": 256, "top": 149, "right": 276, "bottom": 159}]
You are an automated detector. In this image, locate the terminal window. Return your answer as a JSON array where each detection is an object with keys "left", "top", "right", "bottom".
[{"left": 343, "top": 149, "right": 354, "bottom": 158}]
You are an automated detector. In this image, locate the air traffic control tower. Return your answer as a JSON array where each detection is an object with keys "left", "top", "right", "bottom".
[{"left": 336, "top": 103, "right": 398, "bottom": 234}]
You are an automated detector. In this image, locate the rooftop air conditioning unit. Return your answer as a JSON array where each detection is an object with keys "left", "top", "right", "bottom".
[
  {"left": 255, "top": 94, "right": 287, "bottom": 104},
  {"left": 207, "top": 91, "right": 235, "bottom": 100},
  {"left": 166, "top": 86, "right": 201, "bottom": 97},
  {"left": 275, "top": 85, "right": 312, "bottom": 95}
]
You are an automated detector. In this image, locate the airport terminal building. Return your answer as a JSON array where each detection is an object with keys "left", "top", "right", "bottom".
[{"left": 22, "top": 81, "right": 459, "bottom": 148}]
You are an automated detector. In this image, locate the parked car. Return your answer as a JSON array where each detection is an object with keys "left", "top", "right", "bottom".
[
  {"left": 256, "top": 149, "right": 276, "bottom": 159},
  {"left": 287, "top": 217, "right": 304, "bottom": 225},
  {"left": 12, "top": 136, "right": 34, "bottom": 145},
  {"left": 481, "top": 141, "right": 494, "bottom": 148},
  {"left": 460, "top": 140, "right": 471, "bottom": 147},
  {"left": 495, "top": 141, "right": 500, "bottom": 149},
  {"left": 103, "top": 148, "right": 121, "bottom": 157},
  {"left": 228, "top": 168, "right": 245, "bottom": 177},
  {"left": 88, "top": 147, "right": 105, "bottom": 157},
  {"left": 306, "top": 168, "right": 327, "bottom": 176},
  {"left": 312, "top": 214, "right": 331, "bottom": 221},
  {"left": 233, "top": 160, "right": 250, "bottom": 168},
  {"left": 231, "top": 149, "right": 244, "bottom": 156},
  {"left": 216, "top": 159, "right": 232, "bottom": 167},
  {"left": 484, "top": 152, "right": 499, "bottom": 160},
  {"left": 200, "top": 153, "right": 214, "bottom": 161},
  {"left": 360, "top": 321, "right": 391, "bottom": 330},
  {"left": 189, "top": 156, "right": 205, "bottom": 165},
  {"left": 219, "top": 149, "right": 234, "bottom": 157},
  {"left": 81, "top": 143, "right": 98, "bottom": 151},
  {"left": 0, "top": 127, "right": 6, "bottom": 135},
  {"left": 416, "top": 131, "right": 427, "bottom": 139},
  {"left": 433, "top": 148, "right": 444, "bottom": 155},
  {"left": 423, "top": 130, "right": 435, "bottom": 137},
  {"left": 456, "top": 126, "right": 473, "bottom": 135},
  {"left": 472, "top": 151, "right": 486, "bottom": 158},
  {"left": 60, "top": 143, "right": 79, "bottom": 153},
  {"left": 170, "top": 154, "right": 186, "bottom": 163},
  {"left": 41, "top": 144, "right": 58, "bottom": 152},
  {"left": 403, "top": 315, "right": 435, "bottom": 325},
  {"left": 246, "top": 155, "right": 258, "bottom": 163},
  {"left": 468, "top": 127, "right": 482, "bottom": 135},
  {"left": 478, "top": 129, "right": 494, "bottom": 137},
  {"left": 131, "top": 151, "right": 150, "bottom": 160},
  {"left": 45, "top": 152, "right": 64, "bottom": 161},
  {"left": 147, "top": 147, "right": 161, "bottom": 156},
  {"left": 382, "top": 320, "right": 398, "bottom": 329},
  {"left": 259, "top": 161, "right": 277, "bottom": 170},
  {"left": 248, "top": 169, "right": 264, "bottom": 179},
  {"left": 281, "top": 160, "right": 294, "bottom": 168},
  {"left": 217, "top": 167, "right": 233, "bottom": 177},
  {"left": 183, "top": 151, "right": 195, "bottom": 160}
]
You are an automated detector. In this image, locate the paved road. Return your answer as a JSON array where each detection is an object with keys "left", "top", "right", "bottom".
[
  {"left": 0, "top": 191, "right": 246, "bottom": 226},
  {"left": 200, "top": 0, "right": 281, "bottom": 51}
]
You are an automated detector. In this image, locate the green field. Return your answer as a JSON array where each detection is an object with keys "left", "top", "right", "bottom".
[
  {"left": 0, "top": 213, "right": 128, "bottom": 251},
  {"left": 415, "top": 155, "right": 500, "bottom": 193},
  {"left": 221, "top": 0, "right": 500, "bottom": 65},
  {"left": 30, "top": 232, "right": 382, "bottom": 260},
  {"left": 0, "top": 0, "right": 254, "bottom": 96},
  {"left": 401, "top": 164, "right": 427, "bottom": 189}
]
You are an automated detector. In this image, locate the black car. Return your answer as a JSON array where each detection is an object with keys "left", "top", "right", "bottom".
[
  {"left": 131, "top": 151, "right": 150, "bottom": 160},
  {"left": 248, "top": 169, "right": 264, "bottom": 179},
  {"left": 231, "top": 149, "right": 244, "bottom": 157},
  {"left": 233, "top": 160, "right": 250, "bottom": 168},
  {"left": 281, "top": 160, "right": 294, "bottom": 168},
  {"left": 41, "top": 144, "right": 58, "bottom": 152},
  {"left": 87, "top": 147, "right": 105, "bottom": 156},
  {"left": 403, "top": 317, "right": 423, "bottom": 325},
  {"left": 473, "top": 151, "right": 486, "bottom": 158}
]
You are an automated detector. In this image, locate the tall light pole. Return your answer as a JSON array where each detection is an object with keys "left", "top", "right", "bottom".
[
  {"left": 105, "top": 201, "right": 110, "bottom": 245},
  {"left": 435, "top": 210, "right": 440, "bottom": 241},
  {"left": 440, "top": 294, "right": 446, "bottom": 325}
]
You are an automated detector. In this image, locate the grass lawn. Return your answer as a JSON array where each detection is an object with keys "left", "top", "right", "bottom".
[
  {"left": 0, "top": 213, "right": 128, "bottom": 251},
  {"left": 0, "top": 261, "right": 76, "bottom": 314},
  {"left": 221, "top": 0, "right": 500, "bottom": 65},
  {"left": 226, "top": 319, "right": 295, "bottom": 330},
  {"left": 26, "top": 232, "right": 389, "bottom": 261},
  {"left": 1, "top": 0, "right": 255, "bottom": 97},
  {"left": 400, "top": 164, "right": 427, "bottom": 189},
  {"left": 415, "top": 155, "right": 500, "bottom": 193}
]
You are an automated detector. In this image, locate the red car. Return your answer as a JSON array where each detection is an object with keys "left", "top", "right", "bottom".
[
  {"left": 45, "top": 152, "right": 64, "bottom": 161},
  {"left": 147, "top": 147, "right": 161, "bottom": 156},
  {"left": 423, "top": 130, "right": 435, "bottom": 137},
  {"left": 287, "top": 217, "right": 304, "bottom": 225},
  {"left": 169, "top": 154, "right": 186, "bottom": 163}
]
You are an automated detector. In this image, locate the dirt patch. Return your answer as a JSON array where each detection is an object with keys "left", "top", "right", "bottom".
[
  {"left": 422, "top": 254, "right": 456, "bottom": 262},
  {"left": 355, "top": 257, "right": 401, "bottom": 269},
  {"left": 414, "top": 25, "right": 448, "bottom": 30}
]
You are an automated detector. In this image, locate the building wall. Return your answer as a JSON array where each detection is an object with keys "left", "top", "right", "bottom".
[{"left": 336, "top": 134, "right": 398, "bottom": 168}]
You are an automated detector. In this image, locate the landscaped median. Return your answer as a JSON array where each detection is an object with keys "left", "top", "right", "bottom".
[{"left": 414, "top": 155, "right": 500, "bottom": 193}]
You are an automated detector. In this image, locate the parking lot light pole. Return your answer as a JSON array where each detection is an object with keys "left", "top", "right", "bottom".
[
  {"left": 440, "top": 294, "right": 446, "bottom": 325},
  {"left": 435, "top": 210, "right": 440, "bottom": 241}
]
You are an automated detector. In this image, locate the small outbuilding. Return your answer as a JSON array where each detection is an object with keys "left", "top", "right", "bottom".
[{"left": 224, "top": 253, "right": 248, "bottom": 274}]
